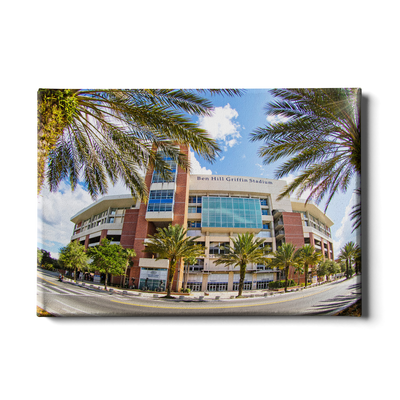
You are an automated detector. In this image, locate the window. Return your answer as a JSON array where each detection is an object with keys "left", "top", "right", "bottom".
[
  {"left": 149, "top": 190, "right": 174, "bottom": 200},
  {"left": 262, "top": 223, "right": 270, "bottom": 230},
  {"left": 207, "top": 282, "right": 228, "bottom": 292},
  {"left": 151, "top": 154, "right": 177, "bottom": 183},
  {"left": 147, "top": 203, "right": 173, "bottom": 212},
  {"left": 202, "top": 197, "right": 262, "bottom": 229},
  {"left": 108, "top": 217, "right": 115, "bottom": 223},
  {"left": 209, "top": 242, "right": 230, "bottom": 255},
  {"left": 260, "top": 198, "right": 269, "bottom": 206},
  {"left": 257, "top": 280, "right": 272, "bottom": 289},
  {"left": 188, "top": 221, "right": 201, "bottom": 228},
  {"left": 188, "top": 259, "right": 204, "bottom": 271},
  {"left": 189, "top": 196, "right": 202, "bottom": 204},
  {"left": 188, "top": 206, "right": 201, "bottom": 213},
  {"left": 262, "top": 209, "right": 269, "bottom": 216},
  {"left": 233, "top": 282, "right": 252, "bottom": 291},
  {"left": 147, "top": 190, "right": 174, "bottom": 212},
  {"left": 259, "top": 242, "right": 272, "bottom": 254},
  {"left": 187, "top": 282, "right": 202, "bottom": 291}
]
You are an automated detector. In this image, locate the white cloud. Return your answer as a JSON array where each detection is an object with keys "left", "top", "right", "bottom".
[
  {"left": 37, "top": 181, "right": 93, "bottom": 251},
  {"left": 190, "top": 151, "right": 212, "bottom": 175},
  {"left": 37, "top": 178, "right": 134, "bottom": 253},
  {"left": 266, "top": 114, "right": 290, "bottom": 125},
  {"left": 220, "top": 156, "right": 225, "bottom": 161},
  {"left": 198, "top": 104, "right": 242, "bottom": 151}
]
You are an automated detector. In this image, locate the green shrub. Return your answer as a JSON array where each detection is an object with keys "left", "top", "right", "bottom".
[{"left": 268, "top": 279, "right": 296, "bottom": 289}]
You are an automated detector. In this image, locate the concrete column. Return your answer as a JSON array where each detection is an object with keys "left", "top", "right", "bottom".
[
  {"left": 327, "top": 241, "right": 332, "bottom": 260},
  {"left": 228, "top": 271, "right": 234, "bottom": 291},
  {"left": 202, "top": 273, "right": 209, "bottom": 292},
  {"left": 252, "top": 273, "right": 257, "bottom": 290},
  {"left": 309, "top": 232, "right": 315, "bottom": 246},
  {"left": 84, "top": 234, "right": 89, "bottom": 250},
  {"left": 321, "top": 238, "right": 325, "bottom": 260}
]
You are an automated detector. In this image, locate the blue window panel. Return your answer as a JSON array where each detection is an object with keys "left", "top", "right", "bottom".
[
  {"left": 148, "top": 198, "right": 173, "bottom": 204},
  {"left": 201, "top": 197, "right": 262, "bottom": 229}
]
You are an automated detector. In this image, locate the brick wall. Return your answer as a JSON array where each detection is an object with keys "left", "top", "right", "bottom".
[{"left": 282, "top": 212, "right": 305, "bottom": 283}]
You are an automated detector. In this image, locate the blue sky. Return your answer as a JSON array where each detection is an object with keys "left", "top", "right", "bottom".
[{"left": 37, "top": 89, "right": 359, "bottom": 258}]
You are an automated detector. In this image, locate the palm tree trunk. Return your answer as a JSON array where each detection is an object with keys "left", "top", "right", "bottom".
[
  {"left": 183, "top": 262, "right": 188, "bottom": 290},
  {"left": 304, "top": 264, "right": 308, "bottom": 287},
  {"left": 346, "top": 259, "right": 349, "bottom": 279},
  {"left": 284, "top": 265, "right": 289, "bottom": 292},
  {"left": 166, "top": 262, "right": 176, "bottom": 297},
  {"left": 237, "top": 264, "right": 246, "bottom": 297},
  {"left": 121, "top": 263, "right": 128, "bottom": 288}
]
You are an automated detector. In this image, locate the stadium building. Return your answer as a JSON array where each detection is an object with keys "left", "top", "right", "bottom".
[{"left": 70, "top": 147, "right": 334, "bottom": 291}]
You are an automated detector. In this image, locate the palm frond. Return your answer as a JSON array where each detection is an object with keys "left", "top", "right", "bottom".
[
  {"left": 252, "top": 88, "right": 361, "bottom": 227},
  {"left": 38, "top": 89, "right": 239, "bottom": 199}
]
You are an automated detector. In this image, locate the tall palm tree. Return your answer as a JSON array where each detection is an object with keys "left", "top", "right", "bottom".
[
  {"left": 294, "top": 244, "right": 323, "bottom": 287},
  {"left": 183, "top": 255, "right": 199, "bottom": 291},
  {"left": 144, "top": 224, "right": 205, "bottom": 298},
  {"left": 338, "top": 241, "right": 359, "bottom": 279},
  {"left": 38, "top": 89, "right": 242, "bottom": 199},
  {"left": 213, "top": 233, "right": 266, "bottom": 298},
  {"left": 120, "top": 248, "right": 136, "bottom": 288},
  {"left": 293, "top": 262, "right": 304, "bottom": 286},
  {"left": 268, "top": 242, "right": 298, "bottom": 292},
  {"left": 251, "top": 88, "right": 361, "bottom": 231}
]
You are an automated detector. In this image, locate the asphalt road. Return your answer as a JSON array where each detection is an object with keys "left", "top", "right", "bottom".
[{"left": 37, "top": 269, "right": 361, "bottom": 317}]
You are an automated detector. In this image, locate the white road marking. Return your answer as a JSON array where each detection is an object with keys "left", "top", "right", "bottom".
[
  {"left": 37, "top": 282, "right": 60, "bottom": 294},
  {"left": 56, "top": 299, "right": 91, "bottom": 315}
]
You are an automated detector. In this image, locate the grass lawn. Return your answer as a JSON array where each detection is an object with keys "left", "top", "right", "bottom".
[{"left": 37, "top": 306, "right": 55, "bottom": 317}]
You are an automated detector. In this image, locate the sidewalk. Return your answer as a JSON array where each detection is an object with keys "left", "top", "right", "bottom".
[{"left": 61, "top": 276, "right": 345, "bottom": 302}]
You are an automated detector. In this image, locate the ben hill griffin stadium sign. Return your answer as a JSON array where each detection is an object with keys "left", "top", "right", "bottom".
[{"left": 196, "top": 176, "right": 273, "bottom": 185}]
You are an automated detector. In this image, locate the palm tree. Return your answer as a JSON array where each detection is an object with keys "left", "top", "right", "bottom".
[
  {"left": 120, "top": 248, "right": 136, "bottom": 288},
  {"left": 293, "top": 262, "right": 304, "bottom": 286},
  {"left": 294, "top": 244, "right": 323, "bottom": 287},
  {"left": 144, "top": 224, "right": 205, "bottom": 298},
  {"left": 338, "top": 241, "right": 359, "bottom": 279},
  {"left": 213, "top": 233, "right": 266, "bottom": 298},
  {"left": 354, "top": 243, "right": 362, "bottom": 274},
  {"left": 251, "top": 88, "right": 361, "bottom": 231},
  {"left": 38, "top": 89, "right": 242, "bottom": 198},
  {"left": 183, "top": 255, "right": 199, "bottom": 291},
  {"left": 268, "top": 243, "right": 298, "bottom": 292}
]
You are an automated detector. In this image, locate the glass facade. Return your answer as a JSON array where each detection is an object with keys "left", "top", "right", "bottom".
[
  {"left": 151, "top": 155, "right": 177, "bottom": 183},
  {"left": 139, "top": 268, "right": 168, "bottom": 291},
  {"left": 147, "top": 190, "right": 174, "bottom": 212},
  {"left": 201, "top": 197, "right": 262, "bottom": 229}
]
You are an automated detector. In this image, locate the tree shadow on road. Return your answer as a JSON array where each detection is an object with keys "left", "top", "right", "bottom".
[{"left": 305, "top": 291, "right": 362, "bottom": 316}]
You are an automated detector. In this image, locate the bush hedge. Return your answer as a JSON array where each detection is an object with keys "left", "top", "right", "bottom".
[{"left": 268, "top": 279, "right": 296, "bottom": 289}]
